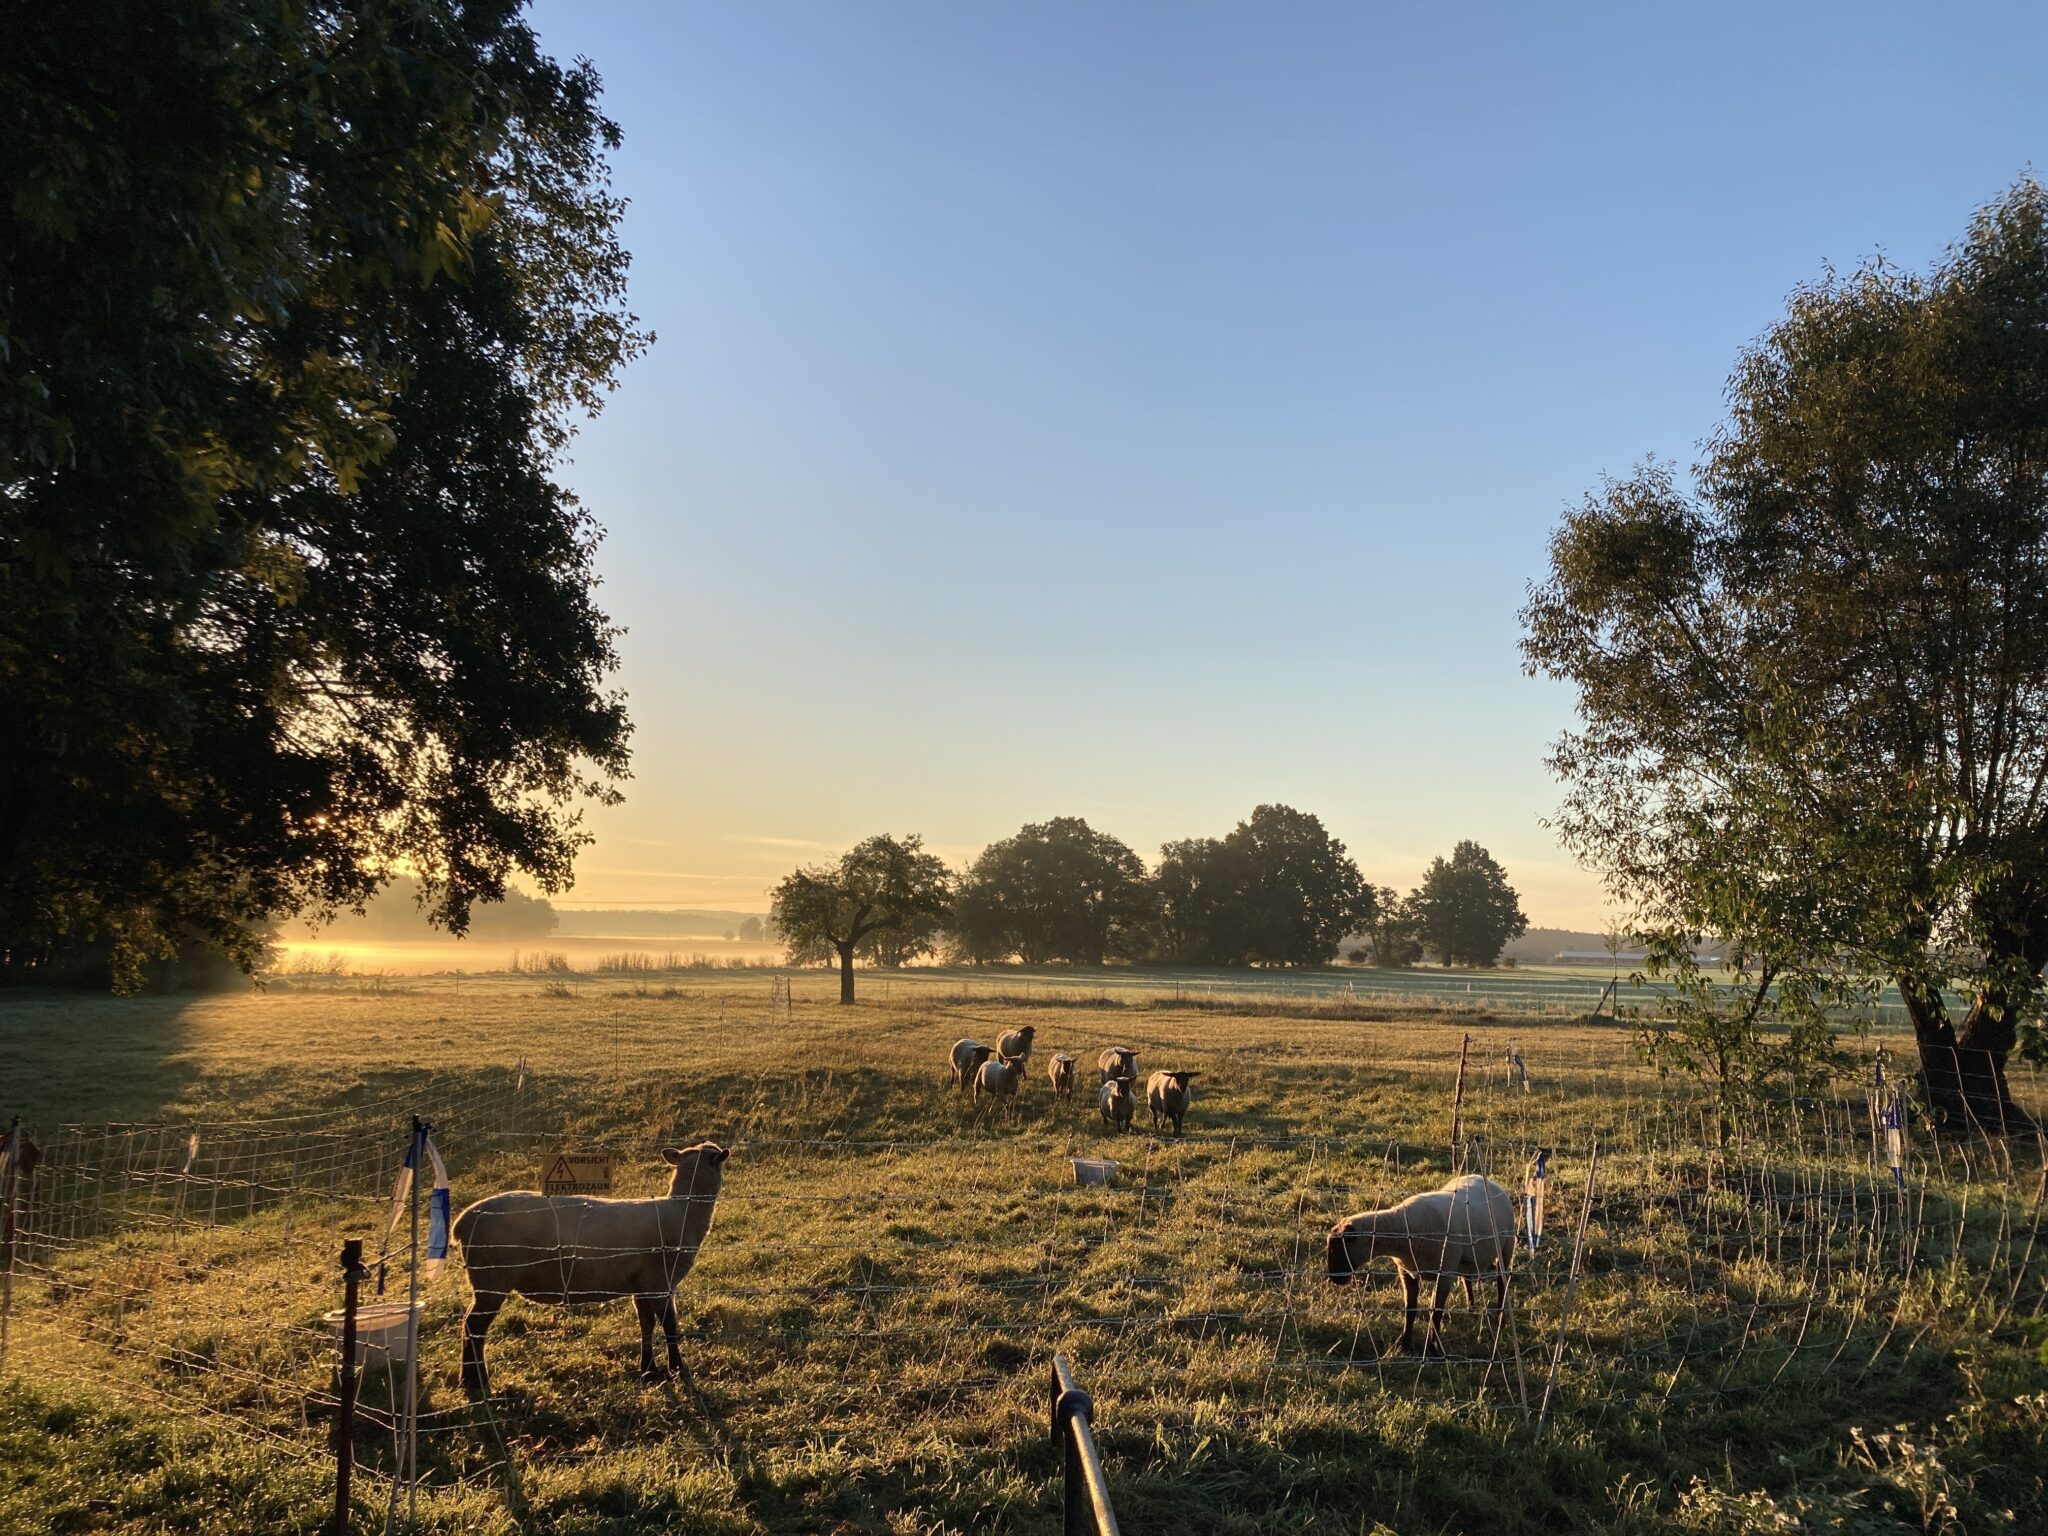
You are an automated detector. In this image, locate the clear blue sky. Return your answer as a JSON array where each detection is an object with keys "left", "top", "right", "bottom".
[{"left": 522, "top": 0, "right": 2045, "bottom": 925}]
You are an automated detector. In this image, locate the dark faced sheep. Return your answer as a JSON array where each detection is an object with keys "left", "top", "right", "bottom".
[
  {"left": 453, "top": 1142, "right": 729, "bottom": 1391},
  {"left": 996, "top": 1024, "right": 1035, "bottom": 1063},
  {"left": 1146, "top": 1070, "right": 1199, "bottom": 1136},
  {"left": 1326, "top": 1174, "right": 1515, "bottom": 1356},
  {"left": 1048, "top": 1053, "right": 1077, "bottom": 1100},
  {"left": 950, "top": 1038, "right": 994, "bottom": 1090},
  {"left": 1097, "top": 1046, "right": 1139, "bottom": 1085},
  {"left": 974, "top": 1054, "right": 1025, "bottom": 1107},
  {"left": 1098, "top": 1077, "right": 1135, "bottom": 1132}
]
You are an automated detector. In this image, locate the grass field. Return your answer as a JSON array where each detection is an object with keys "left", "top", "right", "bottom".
[{"left": 1, "top": 971, "right": 2044, "bottom": 1534}]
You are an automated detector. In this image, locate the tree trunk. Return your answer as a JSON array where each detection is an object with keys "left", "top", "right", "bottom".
[
  {"left": 1899, "top": 974, "right": 2038, "bottom": 1137},
  {"left": 836, "top": 942, "right": 856, "bottom": 1005}
]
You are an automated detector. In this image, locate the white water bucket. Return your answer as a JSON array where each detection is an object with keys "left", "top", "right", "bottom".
[{"left": 323, "top": 1300, "right": 421, "bottom": 1369}]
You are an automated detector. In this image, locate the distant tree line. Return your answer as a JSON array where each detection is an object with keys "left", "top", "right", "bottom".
[
  {"left": 770, "top": 809, "right": 1528, "bottom": 1002},
  {"left": 1353, "top": 842, "right": 1530, "bottom": 969}
]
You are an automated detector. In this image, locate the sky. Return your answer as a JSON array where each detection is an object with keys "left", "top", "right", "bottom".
[{"left": 520, "top": 1, "right": 2046, "bottom": 925}]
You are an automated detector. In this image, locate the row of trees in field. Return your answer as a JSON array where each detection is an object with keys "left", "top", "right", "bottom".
[{"left": 769, "top": 808, "right": 1527, "bottom": 1002}]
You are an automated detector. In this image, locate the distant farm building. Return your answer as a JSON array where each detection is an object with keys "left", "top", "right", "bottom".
[{"left": 1552, "top": 948, "right": 1724, "bottom": 965}]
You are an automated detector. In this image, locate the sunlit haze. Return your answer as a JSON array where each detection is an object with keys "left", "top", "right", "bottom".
[{"left": 524, "top": 1, "right": 2048, "bottom": 924}]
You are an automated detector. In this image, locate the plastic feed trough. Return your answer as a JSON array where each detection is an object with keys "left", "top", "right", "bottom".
[{"left": 1071, "top": 1157, "right": 1119, "bottom": 1187}]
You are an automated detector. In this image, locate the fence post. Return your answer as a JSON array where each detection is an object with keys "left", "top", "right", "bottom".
[
  {"left": 385, "top": 1117, "right": 426, "bottom": 1536},
  {"left": 0, "top": 1117, "right": 19, "bottom": 1374},
  {"left": 1450, "top": 1032, "right": 1472, "bottom": 1165},
  {"left": 335, "top": 1238, "right": 366, "bottom": 1536}
]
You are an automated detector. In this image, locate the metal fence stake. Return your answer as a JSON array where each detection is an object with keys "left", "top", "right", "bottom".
[{"left": 336, "top": 1238, "right": 366, "bottom": 1536}]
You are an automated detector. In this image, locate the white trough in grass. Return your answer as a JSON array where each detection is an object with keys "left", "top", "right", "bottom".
[{"left": 1071, "top": 1156, "right": 1118, "bottom": 1187}]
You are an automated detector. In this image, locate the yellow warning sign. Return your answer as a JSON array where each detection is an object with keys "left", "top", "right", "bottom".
[{"left": 542, "top": 1152, "right": 612, "bottom": 1196}]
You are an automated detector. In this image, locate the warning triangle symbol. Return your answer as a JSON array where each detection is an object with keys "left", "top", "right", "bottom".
[{"left": 545, "top": 1155, "right": 573, "bottom": 1184}]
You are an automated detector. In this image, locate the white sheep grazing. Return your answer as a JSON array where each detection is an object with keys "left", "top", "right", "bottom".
[
  {"left": 974, "top": 1054, "right": 1025, "bottom": 1106},
  {"left": 1048, "top": 1053, "right": 1077, "bottom": 1100},
  {"left": 453, "top": 1142, "right": 729, "bottom": 1390},
  {"left": 1325, "top": 1173, "right": 1516, "bottom": 1356},
  {"left": 1145, "top": 1069, "right": 1199, "bottom": 1136},
  {"left": 996, "top": 1024, "right": 1036, "bottom": 1063},
  {"left": 950, "top": 1038, "right": 994, "bottom": 1090},
  {"left": 1098, "top": 1076, "right": 1135, "bottom": 1132},
  {"left": 1097, "top": 1045, "right": 1139, "bottom": 1085}
]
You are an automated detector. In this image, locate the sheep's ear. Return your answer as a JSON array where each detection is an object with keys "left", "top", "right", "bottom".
[
  {"left": 705, "top": 1143, "right": 730, "bottom": 1164},
  {"left": 1180, "top": 1071, "right": 1201, "bottom": 1082},
  {"left": 660, "top": 1147, "right": 683, "bottom": 1167}
]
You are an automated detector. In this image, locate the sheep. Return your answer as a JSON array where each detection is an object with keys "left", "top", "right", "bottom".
[
  {"left": 1146, "top": 1069, "right": 1199, "bottom": 1136},
  {"left": 1097, "top": 1045, "right": 1139, "bottom": 1085},
  {"left": 996, "top": 1024, "right": 1036, "bottom": 1064},
  {"left": 1098, "top": 1076, "right": 1135, "bottom": 1132},
  {"left": 1325, "top": 1173, "right": 1516, "bottom": 1357},
  {"left": 950, "top": 1038, "right": 994, "bottom": 1090},
  {"left": 974, "top": 1054, "right": 1026, "bottom": 1107},
  {"left": 1048, "top": 1053, "right": 1078, "bottom": 1100},
  {"left": 453, "top": 1141, "right": 729, "bottom": 1391}
]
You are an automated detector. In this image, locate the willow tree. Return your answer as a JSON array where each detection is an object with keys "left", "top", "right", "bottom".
[
  {"left": 1523, "top": 181, "right": 2048, "bottom": 1134},
  {"left": 2, "top": 2, "right": 644, "bottom": 986}
]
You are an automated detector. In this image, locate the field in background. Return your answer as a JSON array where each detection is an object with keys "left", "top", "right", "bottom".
[
  {"left": 1, "top": 974, "right": 2044, "bottom": 1534},
  {"left": 264, "top": 945, "right": 1946, "bottom": 1029},
  {"left": 270, "top": 931, "right": 786, "bottom": 976}
]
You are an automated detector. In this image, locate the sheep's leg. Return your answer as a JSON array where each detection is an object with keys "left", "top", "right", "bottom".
[
  {"left": 1424, "top": 1273, "right": 1452, "bottom": 1358},
  {"left": 1395, "top": 1269, "right": 1420, "bottom": 1354},
  {"left": 634, "top": 1295, "right": 662, "bottom": 1380},
  {"left": 461, "top": 1291, "right": 503, "bottom": 1394},
  {"left": 659, "top": 1294, "right": 684, "bottom": 1374},
  {"left": 1461, "top": 1274, "right": 1476, "bottom": 1308}
]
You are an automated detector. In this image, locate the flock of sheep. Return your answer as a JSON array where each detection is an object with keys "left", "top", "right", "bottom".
[
  {"left": 448, "top": 1021, "right": 1526, "bottom": 1390},
  {"left": 946, "top": 1022, "right": 1202, "bottom": 1136}
]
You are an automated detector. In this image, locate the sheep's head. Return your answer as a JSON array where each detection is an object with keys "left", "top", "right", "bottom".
[
  {"left": 1164, "top": 1070, "right": 1199, "bottom": 1095},
  {"left": 1015, "top": 1025, "right": 1036, "bottom": 1044},
  {"left": 661, "top": 1142, "right": 729, "bottom": 1203},
  {"left": 1326, "top": 1215, "right": 1379, "bottom": 1286}
]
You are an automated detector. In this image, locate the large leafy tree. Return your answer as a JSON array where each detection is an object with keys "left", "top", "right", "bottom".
[
  {"left": 951, "top": 817, "right": 1154, "bottom": 965},
  {"left": 1, "top": 1, "right": 642, "bottom": 987},
  {"left": 1522, "top": 180, "right": 2048, "bottom": 1133},
  {"left": 1155, "top": 806, "right": 1374, "bottom": 966},
  {"left": 1408, "top": 841, "right": 1528, "bottom": 967},
  {"left": 1229, "top": 805, "right": 1377, "bottom": 967},
  {"left": 770, "top": 835, "right": 953, "bottom": 1004},
  {"left": 1152, "top": 837, "right": 1252, "bottom": 965}
]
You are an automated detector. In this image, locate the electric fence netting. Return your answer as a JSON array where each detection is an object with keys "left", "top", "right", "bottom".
[
  {"left": 0, "top": 1066, "right": 539, "bottom": 1517},
  {"left": 0, "top": 1047, "right": 2043, "bottom": 1526}
]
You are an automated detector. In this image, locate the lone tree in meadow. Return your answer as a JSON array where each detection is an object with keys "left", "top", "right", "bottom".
[
  {"left": 2, "top": 1, "right": 644, "bottom": 988},
  {"left": 1522, "top": 180, "right": 2048, "bottom": 1133},
  {"left": 1409, "top": 842, "right": 1527, "bottom": 967},
  {"left": 770, "top": 835, "right": 953, "bottom": 1004},
  {"left": 951, "top": 817, "right": 1154, "bottom": 965}
]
